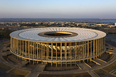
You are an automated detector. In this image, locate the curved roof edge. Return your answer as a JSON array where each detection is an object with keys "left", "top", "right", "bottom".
[{"left": 10, "top": 27, "right": 106, "bottom": 42}]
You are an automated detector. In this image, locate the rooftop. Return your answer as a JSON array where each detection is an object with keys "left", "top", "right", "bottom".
[{"left": 10, "top": 27, "right": 106, "bottom": 42}]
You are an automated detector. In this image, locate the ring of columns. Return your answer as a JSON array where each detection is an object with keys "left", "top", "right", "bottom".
[{"left": 10, "top": 27, "right": 106, "bottom": 67}]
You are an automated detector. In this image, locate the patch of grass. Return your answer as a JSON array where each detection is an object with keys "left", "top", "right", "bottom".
[
  {"left": 0, "top": 63, "right": 11, "bottom": 70},
  {"left": 9, "top": 69, "right": 29, "bottom": 77},
  {"left": 4, "top": 41, "right": 10, "bottom": 44},
  {"left": 39, "top": 72, "right": 91, "bottom": 77},
  {"left": 94, "top": 69, "right": 103, "bottom": 74},
  {"left": 114, "top": 72, "right": 116, "bottom": 75},
  {"left": 105, "top": 54, "right": 113, "bottom": 62},
  {"left": 103, "top": 61, "right": 116, "bottom": 72},
  {"left": 94, "top": 69, "right": 115, "bottom": 77}
]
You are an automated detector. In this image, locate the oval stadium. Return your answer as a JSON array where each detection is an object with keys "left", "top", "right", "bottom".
[{"left": 10, "top": 27, "right": 106, "bottom": 67}]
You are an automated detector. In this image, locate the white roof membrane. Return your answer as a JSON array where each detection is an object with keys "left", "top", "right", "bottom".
[{"left": 10, "top": 27, "right": 106, "bottom": 42}]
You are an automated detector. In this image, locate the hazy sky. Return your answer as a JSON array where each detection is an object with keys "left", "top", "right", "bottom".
[{"left": 0, "top": 0, "right": 116, "bottom": 18}]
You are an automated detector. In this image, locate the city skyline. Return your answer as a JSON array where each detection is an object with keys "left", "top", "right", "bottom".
[{"left": 0, "top": 0, "right": 116, "bottom": 18}]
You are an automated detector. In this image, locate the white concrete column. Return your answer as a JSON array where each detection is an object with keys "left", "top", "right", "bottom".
[
  {"left": 93, "top": 40, "right": 95, "bottom": 57},
  {"left": 99, "top": 39, "right": 101, "bottom": 53},
  {"left": 10, "top": 37, "right": 12, "bottom": 49},
  {"left": 77, "top": 42, "right": 80, "bottom": 59},
  {"left": 33, "top": 42, "right": 34, "bottom": 59},
  {"left": 87, "top": 41, "right": 89, "bottom": 58},
  {"left": 31, "top": 42, "right": 33, "bottom": 59},
  {"left": 20, "top": 40, "right": 21, "bottom": 56},
  {"left": 37, "top": 42, "right": 38, "bottom": 59},
  {"left": 96, "top": 39, "right": 98, "bottom": 57},
  {"left": 14, "top": 39, "right": 16, "bottom": 53},
  {"left": 69, "top": 42, "right": 71, "bottom": 60},
  {"left": 41, "top": 43, "right": 43, "bottom": 59},
  {"left": 39, "top": 43, "right": 41, "bottom": 58},
  {"left": 43, "top": 43, "right": 45, "bottom": 59},
  {"left": 75, "top": 42, "right": 77, "bottom": 59},
  {"left": 17, "top": 39, "right": 18, "bottom": 54},
  {"left": 84, "top": 41, "right": 86, "bottom": 58},
  {"left": 98, "top": 39, "right": 99, "bottom": 55},
  {"left": 102, "top": 38, "right": 103, "bottom": 51},
  {"left": 24, "top": 41, "right": 27, "bottom": 61},
  {"left": 51, "top": 43, "right": 53, "bottom": 60},
  {"left": 56, "top": 43, "right": 57, "bottom": 60},
  {"left": 47, "top": 43, "right": 49, "bottom": 60},
  {"left": 22, "top": 41, "right": 24, "bottom": 57},
  {"left": 82, "top": 41, "right": 85, "bottom": 58},
  {"left": 65, "top": 43, "right": 67, "bottom": 60},
  {"left": 60, "top": 43, "right": 62, "bottom": 60},
  {"left": 28, "top": 41, "right": 30, "bottom": 58},
  {"left": 90, "top": 40, "right": 92, "bottom": 57}
]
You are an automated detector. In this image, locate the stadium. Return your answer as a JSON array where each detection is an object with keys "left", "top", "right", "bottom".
[{"left": 10, "top": 27, "right": 106, "bottom": 67}]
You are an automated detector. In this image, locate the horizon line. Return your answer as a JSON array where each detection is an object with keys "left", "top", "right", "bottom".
[{"left": 0, "top": 18, "right": 116, "bottom": 19}]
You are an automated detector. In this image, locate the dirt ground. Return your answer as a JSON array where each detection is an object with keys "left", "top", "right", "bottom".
[{"left": 39, "top": 72, "right": 91, "bottom": 77}]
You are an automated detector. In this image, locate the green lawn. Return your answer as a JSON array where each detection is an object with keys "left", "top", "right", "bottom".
[
  {"left": 0, "top": 63, "right": 11, "bottom": 71},
  {"left": 94, "top": 69, "right": 115, "bottom": 77},
  {"left": 103, "top": 61, "right": 116, "bottom": 72},
  {"left": 39, "top": 72, "right": 91, "bottom": 77},
  {"left": 9, "top": 69, "right": 29, "bottom": 77}
]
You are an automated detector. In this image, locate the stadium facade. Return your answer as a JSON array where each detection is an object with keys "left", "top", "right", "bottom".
[{"left": 10, "top": 27, "right": 106, "bottom": 67}]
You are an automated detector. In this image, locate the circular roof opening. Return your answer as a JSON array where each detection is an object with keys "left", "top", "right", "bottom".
[{"left": 38, "top": 31, "right": 78, "bottom": 37}]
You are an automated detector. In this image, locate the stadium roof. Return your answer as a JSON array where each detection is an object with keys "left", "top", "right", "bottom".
[{"left": 10, "top": 27, "right": 106, "bottom": 42}]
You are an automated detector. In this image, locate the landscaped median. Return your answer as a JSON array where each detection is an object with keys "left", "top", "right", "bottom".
[
  {"left": 0, "top": 63, "right": 11, "bottom": 71},
  {"left": 94, "top": 69, "right": 115, "bottom": 77},
  {"left": 9, "top": 69, "right": 29, "bottom": 77},
  {"left": 0, "top": 62, "right": 29, "bottom": 77},
  {"left": 103, "top": 61, "right": 116, "bottom": 75}
]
